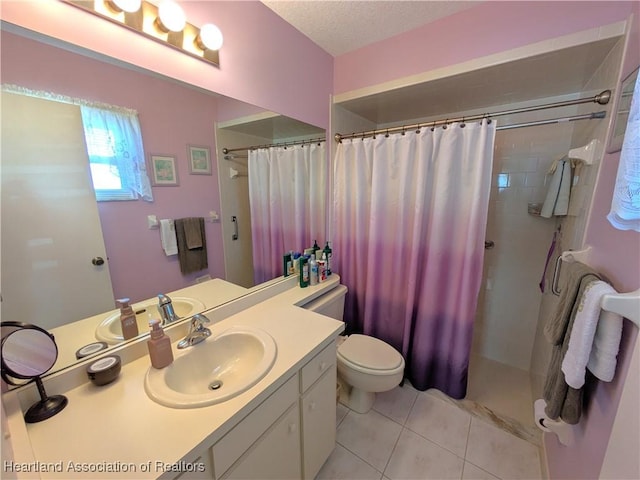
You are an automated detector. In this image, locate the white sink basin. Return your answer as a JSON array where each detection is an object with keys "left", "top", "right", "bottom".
[
  {"left": 144, "top": 326, "right": 277, "bottom": 408},
  {"left": 95, "top": 297, "right": 206, "bottom": 344}
]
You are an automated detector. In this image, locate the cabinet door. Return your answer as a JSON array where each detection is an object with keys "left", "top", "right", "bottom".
[
  {"left": 301, "top": 367, "right": 337, "bottom": 479},
  {"left": 223, "top": 403, "right": 301, "bottom": 480}
]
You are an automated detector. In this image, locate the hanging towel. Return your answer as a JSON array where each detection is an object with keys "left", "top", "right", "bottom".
[
  {"left": 587, "top": 307, "right": 623, "bottom": 382},
  {"left": 160, "top": 219, "right": 178, "bottom": 256},
  {"left": 561, "top": 280, "right": 617, "bottom": 388},
  {"left": 541, "top": 158, "right": 572, "bottom": 218},
  {"left": 543, "top": 261, "right": 600, "bottom": 345},
  {"left": 607, "top": 70, "right": 640, "bottom": 232},
  {"left": 543, "top": 260, "right": 600, "bottom": 424},
  {"left": 175, "top": 217, "right": 208, "bottom": 275},
  {"left": 183, "top": 217, "right": 204, "bottom": 249}
]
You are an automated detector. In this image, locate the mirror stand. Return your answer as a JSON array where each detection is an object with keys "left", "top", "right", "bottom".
[
  {"left": 24, "top": 376, "right": 68, "bottom": 423},
  {"left": 1, "top": 321, "right": 68, "bottom": 423}
]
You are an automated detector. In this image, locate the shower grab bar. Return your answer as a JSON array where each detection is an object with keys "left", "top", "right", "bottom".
[{"left": 552, "top": 246, "right": 640, "bottom": 327}]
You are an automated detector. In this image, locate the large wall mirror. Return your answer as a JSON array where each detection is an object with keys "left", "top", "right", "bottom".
[{"left": 1, "top": 26, "right": 326, "bottom": 381}]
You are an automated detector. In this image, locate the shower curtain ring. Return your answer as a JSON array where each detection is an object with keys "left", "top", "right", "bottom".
[
  {"left": 460, "top": 117, "right": 466, "bottom": 128},
  {"left": 385, "top": 129, "right": 389, "bottom": 138},
  {"left": 443, "top": 119, "right": 448, "bottom": 130}
]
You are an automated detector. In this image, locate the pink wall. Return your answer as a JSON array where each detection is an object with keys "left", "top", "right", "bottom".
[
  {"left": 0, "top": 1, "right": 333, "bottom": 130},
  {"left": 334, "top": 1, "right": 636, "bottom": 95},
  {"left": 545, "top": 3, "right": 640, "bottom": 478},
  {"left": 2, "top": 32, "right": 224, "bottom": 302}
]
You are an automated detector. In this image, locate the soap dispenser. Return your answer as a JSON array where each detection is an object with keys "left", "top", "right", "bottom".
[
  {"left": 147, "top": 319, "right": 173, "bottom": 369},
  {"left": 117, "top": 298, "right": 139, "bottom": 340}
]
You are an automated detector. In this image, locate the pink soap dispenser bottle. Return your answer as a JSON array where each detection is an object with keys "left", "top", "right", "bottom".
[
  {"left": 118, "top": 298, "right": 139, "bottom": 340},
  {"left": 147, "top": 319, "right": 173, "bottom": 369}
]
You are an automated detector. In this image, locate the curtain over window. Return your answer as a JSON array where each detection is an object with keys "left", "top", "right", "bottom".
[{"left": 80, "top": 106, "right": 153, "bottom": 202}]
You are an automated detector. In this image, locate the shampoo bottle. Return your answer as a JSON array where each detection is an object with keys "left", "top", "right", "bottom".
[
  {"left": 323, "top": 242, "right": 332, "bottom": 275},
  {"left": 147, "top": 319, "right": 173, "bottom": 369},
  {"left": 312, "top": 240, "right": 320, "bottom": 259},
  {"left": 118, "top": 298, "right": 139, "bottom": 340},
  {"left": 309, "top": 254, "right": 318, "bottom": 286},
  {"left": 299, "top": 255, "right": 310, "bottom": 288},
  {"left": 283, "top": 252, "right": 292, "bottom": 277}
]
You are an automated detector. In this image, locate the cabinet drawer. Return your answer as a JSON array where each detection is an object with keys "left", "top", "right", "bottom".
[
  {"left": 300, "top": 342, "right": 336, "bottom": 393},
  {"left": 212, "top": 374, "right": 298, "bottom": 478}
]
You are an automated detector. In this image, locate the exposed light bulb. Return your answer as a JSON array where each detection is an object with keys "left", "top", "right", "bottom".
[
  {"left": 109, "top": 0, "right": 141, "bottom": 13},
  {"left": 196, "top": 23, "right": 223, "bottom": 51},
  {"left": 156, "top": 0, "right": 186, "bottom": 33}
]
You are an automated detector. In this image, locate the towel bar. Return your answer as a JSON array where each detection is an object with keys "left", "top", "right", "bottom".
[{"left": 553, "top": 246, "right": 640, "bottom": 327}]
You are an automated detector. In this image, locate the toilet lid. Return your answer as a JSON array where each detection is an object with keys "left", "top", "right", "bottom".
[{"left": 337, "top": 334, "right": 403, "bottom": 371}]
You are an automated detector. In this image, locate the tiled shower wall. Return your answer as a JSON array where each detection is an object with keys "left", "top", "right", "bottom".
[{"left": 472, "top": 121, "right": 574, "bottom": 371}]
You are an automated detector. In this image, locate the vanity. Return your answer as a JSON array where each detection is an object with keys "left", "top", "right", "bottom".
[{"left": 2, "top": 276, "right": 344, "bottom": 479}]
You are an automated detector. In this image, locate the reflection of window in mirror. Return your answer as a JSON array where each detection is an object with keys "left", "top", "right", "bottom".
[{"left": 80, "top": 106, "right": 153, "bottom": 202}]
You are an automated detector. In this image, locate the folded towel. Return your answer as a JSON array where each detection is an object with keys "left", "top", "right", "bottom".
[
  {"left": 544, "top": 261, "right": 600, "bottom": 345},
  {"left": 587, "top": 307, "right": 623, "bottom": 382},
  {"left": 175, "top": 217, "right": 207, "bottom": 275},
  {"left": 183, "top": 217, "right": 203, "bottom": 249},
  {"left": 607, "top": 71, "right": 640, "bottom": 232},
  {"left": 561, "top": 280, "right": 611, "bottom": 388},
  {"left": 541, "top": 158, "right": 572, "bottom": 218},
  {"left": 160, "top": 219, "right": 178, "bottom": 256}
]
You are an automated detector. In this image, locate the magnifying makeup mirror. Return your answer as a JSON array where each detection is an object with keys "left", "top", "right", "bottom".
[{"left": 1, "top": 322, "right": 68, "bottom": 422}]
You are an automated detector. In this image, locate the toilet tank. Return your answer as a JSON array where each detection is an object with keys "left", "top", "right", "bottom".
[{"left": 301, "top": 285, "right": 348, "bottom": 321}]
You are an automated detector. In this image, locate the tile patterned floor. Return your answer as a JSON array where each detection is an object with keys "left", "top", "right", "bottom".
[{"left": 316, "top": 382, "right": 543, "bottom": 480}]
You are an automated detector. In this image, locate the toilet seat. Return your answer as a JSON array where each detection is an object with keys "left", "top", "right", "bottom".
[{"left": 337, "top": 334, "right": 404, "bottom": 374}]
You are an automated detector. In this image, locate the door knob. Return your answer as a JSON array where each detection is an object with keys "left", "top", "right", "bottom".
[{"left": 92, "top": 257, "right": 105, "bottom": 266}]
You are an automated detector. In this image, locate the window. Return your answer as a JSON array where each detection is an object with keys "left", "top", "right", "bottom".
[{"left": 80, "top": 106, "right": 153, "bottom": 202}]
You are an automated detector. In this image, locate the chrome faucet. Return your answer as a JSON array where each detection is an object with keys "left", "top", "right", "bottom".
[
  {"left": 157, "top": 294, "right": 179, "bottom": 326},
  {"left": 177, "top": 314, "right": 211, "bottom": 349}
]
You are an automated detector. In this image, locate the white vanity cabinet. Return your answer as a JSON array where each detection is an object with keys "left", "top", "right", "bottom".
[{"left": 206, "top": 342, "right": 337, "bottom": 480}]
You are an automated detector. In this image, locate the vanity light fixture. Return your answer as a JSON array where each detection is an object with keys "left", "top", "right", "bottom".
[{"left": 66, "top": 0, "right": 222, "bottom": 67}]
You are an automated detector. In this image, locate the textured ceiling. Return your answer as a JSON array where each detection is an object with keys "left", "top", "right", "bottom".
[{"left": 261, "top": 1, "right": 478, "bottom": 56}]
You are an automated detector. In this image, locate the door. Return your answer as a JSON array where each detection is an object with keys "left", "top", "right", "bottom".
[{"left": 1, "top": 92, "right": 115, "bottom": 329}]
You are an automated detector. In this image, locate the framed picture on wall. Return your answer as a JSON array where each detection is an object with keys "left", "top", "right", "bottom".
[
  {"left": 188, "top": 145, "right": 212, "bottom": 175},
  {"left": 608, "top": 66, "right": 639, "bottom": 153},
  {"left": 150, "top": 154, "right": 179, "bottom": 186}
]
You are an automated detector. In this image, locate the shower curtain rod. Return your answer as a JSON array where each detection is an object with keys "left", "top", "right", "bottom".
[
  {"left": 222, "top": 136, "right": 326, "bottom": 155},
  {"left": 334, "top": 89, "right": 611, "bottom": 142}
]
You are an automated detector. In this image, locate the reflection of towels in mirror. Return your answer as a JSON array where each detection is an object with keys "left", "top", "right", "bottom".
[
  {"left": 160, "top": 219, "right": 178, "bottom": 256},
  {"left": 183, "top": 217, "right": 203, "bottom": 249},
  {"left": 541, "top": 158, "right": 572, "bottom": 218},
  {"left": 175, "top": 218, "right": 207, "bottom": 274}
]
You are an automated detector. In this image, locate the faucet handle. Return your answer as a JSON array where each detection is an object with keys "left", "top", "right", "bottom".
[
  {"left": 158, "top": 294, "right": 172, "bottom": 306},
  {"left": 190, "top": 314, "right": 211, "bottom": 331}
]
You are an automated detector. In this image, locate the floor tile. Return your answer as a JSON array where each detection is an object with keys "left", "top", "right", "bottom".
[
  {"left": 373, "top": 382, "right": 419, "bottom": 425},
  {"left": 337, "top": 409, "right": 402, "bottom": 472},
  {"left": 384, "top": 428, "right": 464, "bottom": 480},
  {"left": 405, "top": 391, "right": 471, "bottom": 457},
  {"left": 462, "top": 462, "right": 499, "bottom": 480},
  {"left": 316, "top": 444, "right": 383, "bottom": 480},
  {"left": 337, "top": 402, "right": 349, "bottom": 427},
  {"left": 466, "top": 417, "right": 541, "bottom": 479}
]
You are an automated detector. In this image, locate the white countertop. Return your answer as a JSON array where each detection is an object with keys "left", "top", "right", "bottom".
[{"left": 2, "top": 277, "right": 344, "bottom": 479}]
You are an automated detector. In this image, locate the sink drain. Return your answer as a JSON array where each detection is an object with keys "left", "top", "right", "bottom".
[{"left": 209, "top": 380, "right": 223, "bottom": 390}]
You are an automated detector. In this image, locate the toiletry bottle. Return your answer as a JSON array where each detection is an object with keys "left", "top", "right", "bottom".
[
  {"left": 310, "top": 254, "right": 318, "bottom": 286},
  {"left": 283, "top": 252, "right": 292, "bottom": 277},
  {"left": 293, "top": 252, "right": 301, "bottom": 274},
  {"left": 318, "top": 258, "right": 326, "bottom": 283},
  {"left": 299, "top": 255, "right": 309, "bottom": 288},
  {"left": 288, "top": 250, "right": 295, "bottom": 275},
  {"left": 323, "top": 242, "right": 332, "bottom": 275},
  {"left": 147, "top": 319, "right": 173, "bottom": 369},
  {"left": 312, "top": 240, "right": 320, "bottom": 259},
  {"left": 117, "top": 298, "right": 139, "bottom": 340}
]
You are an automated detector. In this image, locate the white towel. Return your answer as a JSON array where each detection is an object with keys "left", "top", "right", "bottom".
[
  {"left": 607, "top": 71, "right": 640, "bottom": 232},
  {"left": 160, "top": 219, "right": 178, "bottom": 256},
  {"left": 587, "top": 308, "right": 623, "bottom": 382},
  {"left": 561, "top": 279, "right": 603, "bottom": 388},
  {"left": 541, "top": 158, "right": 572, "bottom": 218}
]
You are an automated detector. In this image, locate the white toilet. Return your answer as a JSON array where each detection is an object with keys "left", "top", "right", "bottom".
[{"left": 302, "top": 285, "right": 405, "bottom": 413}]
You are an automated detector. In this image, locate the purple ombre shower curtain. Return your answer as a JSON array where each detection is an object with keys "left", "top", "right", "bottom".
[
  {"left": 249, "top": 142, "right": 327, "bottom": 284},
  {"left": 332, "top": 121, "right": 495, "bottom": 399}
]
